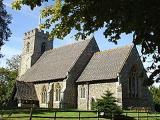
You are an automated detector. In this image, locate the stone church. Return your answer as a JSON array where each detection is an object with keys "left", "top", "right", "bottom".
[{"left": 14, "top": 28, "right": 152, "bottom": 110}]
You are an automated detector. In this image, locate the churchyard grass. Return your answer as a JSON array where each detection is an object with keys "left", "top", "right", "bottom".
[
  {"left": 0, "top": 108, "right": 105, "bottom": 120},
  {"left": 122, "top": 110, "right": 160, "bottom": 120},
  {"left": 1, "top": 108, "right": 160, "bottom": 120}
]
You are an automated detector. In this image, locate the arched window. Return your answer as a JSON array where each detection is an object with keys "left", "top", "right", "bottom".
[
  {"left": 41, "top": 86, "right": 47, "bottom": 103},
  {"left": 80, "top": 85, "right": 85, "bottom": 98},
  {"left": 26, "top": 42, "right": 30, "bottom": 52},
  {"left": 41, "top": 42, "right": 46, "bottom": 54},
  {"left": 55, "top": 83, "right": 61, "bottom": 101},
  {"left": 128, "top": 66, "right": 139, "bottom": 98}
]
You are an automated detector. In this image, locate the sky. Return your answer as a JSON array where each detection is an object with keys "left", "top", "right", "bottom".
[
  {"left": 1, "top": 0, "right": 159, "bottom": 86},
  {"left": 1, "top": 0, "right": 133, "bottom": 67}
]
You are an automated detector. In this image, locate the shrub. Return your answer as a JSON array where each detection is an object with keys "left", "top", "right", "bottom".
[{"left": 93, "top": 90, "right": 122, "bottom": 118}]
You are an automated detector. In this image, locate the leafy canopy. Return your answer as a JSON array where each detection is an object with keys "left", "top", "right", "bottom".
[
  {"left": 0, "top": 68, "right": 17, "bottom": 106},
  {"left": 149, "top": 86, "right": 160, "bottom": 112},
  {"left": 0, "top": 55, "right": 20, "bottom": 107},
  {"left": 6, "top": 55, "right": 21, "bottom": 71},
  {"left": 0, "top": 0, "right": 12, "bottom": 57},
  {"left": 150, "top": 86, "right": 160, "bottom": 105},
  {"left": 12, "top": 0, "right": 160, "bottom": 84}
]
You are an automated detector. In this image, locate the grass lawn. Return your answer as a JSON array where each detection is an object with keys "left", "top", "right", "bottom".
[
  {"left": 1, "top": 109, "right": 160, "bottom": 120},
  {"left": 0, "top": 109, "right": 106, "bottom": 120},
  {"left": 122, "top": 110, "right": 160, "bottom": 120}
]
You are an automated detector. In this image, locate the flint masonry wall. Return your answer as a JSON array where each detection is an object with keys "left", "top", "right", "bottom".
[
  {"left": 119, "top": 47, "right": 153, "bottom": 109},
  {"left": 19, "top": 28, "right": 53, "bottom": 77},
  {"left": 78, "top": 81, "right": 119, "bottom": 110}
]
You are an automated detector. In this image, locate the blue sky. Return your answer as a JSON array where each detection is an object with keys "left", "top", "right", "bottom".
[
  {"left": 1, "top": 0, "right": 133, "bottom": 67},
  {"left": 1, "top": 0, "right": 160, "bottom": 86}
]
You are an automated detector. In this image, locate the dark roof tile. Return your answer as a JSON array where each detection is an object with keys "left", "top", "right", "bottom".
[
  {"left": 19, "top": 39, "right": 92, "bottom": 82},
  {"left": 14, "top": 81, "right": 38, "bottom": 101},
  {"left": 77, "top": 44, "right": 134, "bottom": 82}
]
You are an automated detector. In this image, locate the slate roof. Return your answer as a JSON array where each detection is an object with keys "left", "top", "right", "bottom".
[
  {"left": 14, "top": 81, "right": 38, "bottom": 101},
  {"left": 77, "top": 44, "right": 134, "bottom": 82},
  {"left": 19, "top": 39, "right": 92, "bottom": 82}
]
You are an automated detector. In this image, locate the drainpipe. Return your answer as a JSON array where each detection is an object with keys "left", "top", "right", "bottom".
[
  {"left": 61, "top": 72, "right": 69, "bottom": 108},
  {"left": 87, "top": 82, "right": 89, "bottom": 110},
  {"left": 117, "top": 73, "right": 120, "bottom": 83},
  {"left": 117, "top": 73, "right": 122, "bottom": 107}
]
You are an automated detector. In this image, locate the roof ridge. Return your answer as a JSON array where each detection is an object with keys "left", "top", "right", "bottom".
[
  {"left": 67, "top": 37, "right": 96, "bottom": 74},
  {"left": 95, "top": 43, "right": 134, "bottom": 54},
  {"left": 77, "top": 43, "right": 134, "bottom": 82},
  {"left": 51, "top": 38, "right": 91, "bottom": 51},
  {"left": 33, "top": 38, "right": 92, "bottom": 66}
]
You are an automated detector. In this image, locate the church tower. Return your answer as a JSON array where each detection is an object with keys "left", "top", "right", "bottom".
[{"left": 19, "top": 28, "right": 53, "bottom": 77}]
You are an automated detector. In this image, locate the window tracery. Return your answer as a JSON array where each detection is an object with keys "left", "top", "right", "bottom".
[
  {"left": 55, "top": 83, "right": 61, "bottom": 101},
  {"left": 41, "top": 85, "right": 47, "bottom": 103},
  {"left": 128, "top": 66, "right": 139, "bottom": 98},
  {"left": 80, "top": 85, "right": 85, "bottom": 98}
]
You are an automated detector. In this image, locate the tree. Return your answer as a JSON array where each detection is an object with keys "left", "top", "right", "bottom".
[
  {"left": 150, "top": 86, "right": 160, "bottom": 112},
  {"left": 93, "top": 91, "right": 122, "bottom": 118},
  {"left": 0, "top": 0, "right": 12, "bottom": 57},
  {"left": 12, "top": 0, "right": 160, "bottom": 84},
  {"left": 0, "top": 55, "right": 20, "bottom": 107},
  {"left": 6, "top": 55, "right": 21, "bottom": 71},
  {"left": 0, "top": 68, "right": 17, "bottom": 107}
]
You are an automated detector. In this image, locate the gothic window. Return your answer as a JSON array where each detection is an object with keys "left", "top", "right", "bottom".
[
  {"left": 41, "top": 86, "right": 47, "bottom": 103},
  {"left": 128, "top": 66, "right": 139, "bottom": 98},
  {"left": 55, "top": 83, "right": 61, "bottom": 101},
  {"left": 41, "top": 42, "right": 46, "bottom": 54},
  {"left": 26, "top": 42, "right": 30, "bottom": 52},
  {"left": 80, "top": 85, "right": 85, "bottom": 98}
]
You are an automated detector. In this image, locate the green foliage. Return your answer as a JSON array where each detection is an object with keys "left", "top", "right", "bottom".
[
  {"left": 6, "top": 55, "right": 21, "bottom": 71},
  {"left": 149, "top": 86, "right": 160, "bottom": 112},
  {"left": 0, "top": 68, "right": 17, "bottom": 107},
  {"left": 11, "top": 0, "right": 160, "bottom": 84},
  {"left": 93, "top": 91, "right": 122, "bottom": 117},
  {"left": 0, "top": 55, "right": 20, "bottom": 107},
  {"left": 0, "top": 0, "right": 12, "bottom": 57},
  {"left": 150, "top": 86, "right": 160, "bottom": 104}
]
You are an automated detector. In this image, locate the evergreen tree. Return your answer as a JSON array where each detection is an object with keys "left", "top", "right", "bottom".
[
  {"left": 0, "top": 0, "right": 11, "bottom": 57},
  {"left": 0, "top": 0, "right": 12, "bottom": 57},
  {"left": 93, "top": 91, "right": 122, "bottom": 118}
]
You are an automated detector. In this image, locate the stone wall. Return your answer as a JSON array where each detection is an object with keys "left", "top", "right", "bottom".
[
  {"left": 34, "top": 81, "right": 65, "bottom": 108},
  {"left": 63, "top": 38, "right": 100, "bottom": 109},
  {"left": 119, "top": 47, "right": 153, "bottom": 109},
  {"left": 19, "top": 28, "right": 53, "bottom": 77},
  {"left": 77, "top": 81, "right": 119, "bottom": 110},
  {"left": 77, "top": 46, "right": 152, "bottom": 110}
]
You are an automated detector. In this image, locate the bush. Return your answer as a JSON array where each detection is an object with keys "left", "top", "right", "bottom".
[
  {"left": 93, "top": 90, "right": 122, "bottom": 118},
  {"left": 155, "top": 103, "right": 160, "bottom": 112}
]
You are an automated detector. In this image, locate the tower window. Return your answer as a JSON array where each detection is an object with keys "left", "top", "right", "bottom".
[
  {"left": 41, "top": 42, "right": 46, "bottom": 54},
  {"left": 26, "top": 42, "right": 30, "bottom": 52}
]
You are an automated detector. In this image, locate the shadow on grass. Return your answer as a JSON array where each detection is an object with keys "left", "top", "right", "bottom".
[
  {"left": 0, "top": 108, "right": 71, "bottom": 115},
  {"left": 114, "top": 115, "right": 136, "bottom": 120}
]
